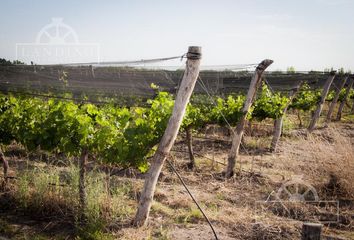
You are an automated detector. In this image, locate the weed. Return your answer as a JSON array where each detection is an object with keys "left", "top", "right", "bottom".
[
  {"left": 151, "top": 201, "right": 174, "bottom": 217},
  {"left": 17, "top": 171, "right": 30, "bottom": 208},
  {"left": 151, "top": 226, "right": 170, "bottom": 240},
  {"left": 175, "top": 206, "right": 203, "bottom": 224},
  {"left": 76, "top": 230, "right": 116, "bottom": 240}
]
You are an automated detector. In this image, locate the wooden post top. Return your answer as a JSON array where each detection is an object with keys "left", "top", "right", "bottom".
[
  {"left": 256, "top": 59, "right": 273, "bottom": 71},
  {"left": 329, "top": 70, "right": 337, "bottom": 76},
  {"left": 303, "top": 222, "right": 322, "bottom": 227},
  {"left": 187, "top": 46, "right": 202, "bottom": 60}
]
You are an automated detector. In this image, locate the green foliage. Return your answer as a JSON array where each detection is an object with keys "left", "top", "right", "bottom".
[
  {"left": 286, "top": 66, "right": 296, "bottom": 73},
  {"left": 115, "top": 91, "right": 174, "bottom": 171},
  {"left": 0, "top": 95, "right": 47, "bottom": 150},
  {"left": 350, "top": 89, "right": 354, "bottom": 100},
  {"left": 338, "top": 67, "right": 345, "bottom": 75},
  {"left": 325, "top": 90, "right": 335, "bottom": 102},
  {"left": 0, "top": 58, "right": 25, "bottom": 65},
  {"left": 182, "top": 99, "right": 211, "bottom": 131},
  {"left": 251, "top": 83, "right": 289, "bottom": 121},
  {"left": 0, "top": 95, "right": 16, "bottom": 144},
  {"left": 290, "top": 83, "right": 321, "bottom": 112},
  {"left": 338, "top": 88, "right": 354, "bottom": 102},
  {"left": 2, "top": 80, "right": 338, "bottom": 171},
  {"left": 0, "top": 91, "right": 174, "bottom": 172},
  {"left": 59, "top": 70, "right": 69, "bottom": 86},
  {"left": 210, "top": 95, "right": 245, "bottom": 126}
]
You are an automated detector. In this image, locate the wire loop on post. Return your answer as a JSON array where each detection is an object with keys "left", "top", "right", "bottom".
[
  {"left": 256, "top": 59, "right": 274, "bottom": 72},
  {"left": 329, "top": 70, "right": 337, "bottom": 76},
  {"left": 186, "top": 47, "right": 202, "bottom": 60}
]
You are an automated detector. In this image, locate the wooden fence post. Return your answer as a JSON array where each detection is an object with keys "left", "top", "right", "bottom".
[
  {"left": 133, "top": 46, "right": 202, "bottom": 227},
  {"left": 270, "top": 82, "right": 302, "bottom": 152},
  {"left": 90, "top": 65, "right": 95, "bottom": 78},
  {"left": 326, "top": 75, "right": 348, "bottom": 123},
  {"left": 224, "top": 59, "right": 273, "bottom": 178},
  {"left": 336, "top": 75, "right": 354, "bottom": 120},
  {"left": 0, "top": 150, "right": 9, "bottom": 185},
  {"left": 79, "top": 147, "right": 88, "bottom": 220},
  {"left": 302, "top": 222, "right": 322, "bottom": 240},
  {"left": 307, "top": 71, "right": 336, "bottom": 133},
  {"left": 186, "top": 126, "right": 196, "bottom": 169}
]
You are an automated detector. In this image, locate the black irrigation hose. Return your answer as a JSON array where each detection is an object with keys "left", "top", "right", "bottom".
[{"left": 165, "top": 159, "right": 219, "bottom": 240}]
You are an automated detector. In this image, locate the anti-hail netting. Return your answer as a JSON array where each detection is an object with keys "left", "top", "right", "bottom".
[{"left": 0, "top": 54, "right": 343, "bottom": 105}]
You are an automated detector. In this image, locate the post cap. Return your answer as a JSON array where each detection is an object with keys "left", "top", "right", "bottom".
[
  {"left": 187, "top": 46, "right": 202, "bottom": 60},
  {"left": 329, "top": 70, "right": 337, "bottom": 76},
  {"left": 303, "top": 222, "right": 323, "bottom": 227},
  {"left": 256, "top": 59, "right": 273, "bottom": 71}
]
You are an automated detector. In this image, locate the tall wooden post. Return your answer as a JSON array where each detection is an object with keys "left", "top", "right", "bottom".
[
  {"left": 351, "top": 96, "right": 354, "bottom": 114},
  {"left": 336, "top": 76, "right": 354, "bottom": 121},
  {"left": 270, "top": 83, "right": 302, "bottom": 152},
  {"left": 0, "top": 150, "right": 9, "bottom": 185},
  {"left": 133, "top": 46, "right": 201, "bottom": 227},
  {"left": 225, "top": 59, "right": 273, "bottom": 178},
  {"left": 186, "top": 126, "right": 196, "bottom": 169},
  {"left": 79, "top": 147, "right": 88, "bottom": 220},
  {"left": 326, "top": 75, "right": 348, "bottom": 123},
  {"left": 308, "top": 71, "right": 336, "bottom": 133}
]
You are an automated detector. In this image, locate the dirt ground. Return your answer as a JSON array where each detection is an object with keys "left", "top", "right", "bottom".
[{"left": 1, "top": 115, "right": 354, "bottom": 239}]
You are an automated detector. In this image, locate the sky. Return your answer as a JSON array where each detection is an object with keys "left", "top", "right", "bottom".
[{"left": 1, "top": 0, "right": 354, "bottom": 71}]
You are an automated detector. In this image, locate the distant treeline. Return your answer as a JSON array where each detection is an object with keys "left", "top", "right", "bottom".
[{"left": 0, "top": 58, "right": 25, "bottom": 66}]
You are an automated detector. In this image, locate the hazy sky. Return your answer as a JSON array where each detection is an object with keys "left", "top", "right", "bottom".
[{"left": 1, "top": 0, "right": 354, "bottom": 71}]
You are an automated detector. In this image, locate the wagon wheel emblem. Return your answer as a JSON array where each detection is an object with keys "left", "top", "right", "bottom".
[
  {"left": 36, "top": 18, "right": 79, "bottom": 44},
  {"left": 276, "top": 176, "right": 319, "bottom": 202}
]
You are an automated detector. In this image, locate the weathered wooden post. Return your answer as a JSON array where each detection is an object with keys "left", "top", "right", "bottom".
[
  {"left": 351, "top": 85, "right": 354, "bottom": 114},
  {"left": 186, "top": 126, "right": 196, "bottom": 169},
  {"left": 302, "top": 222, "right": 322, "bottom": 240},
  {"left": 326, "top": 75, "right": 348, "bottom": 123},
  {"left": 133, "top": 46, "right": 201, "bottom": 227},
  {"left": 336, "top": 76, "right": 354, "bottom": 121},
  {"left": 0, "top": 150, "right": 9, "bottom": 185},
  {"left": 270, "top": 82, "right": 302, "bottom": 152},
  {"left": 308, "top": 71, "right": 336, "bottom": 133},
  {"left": 224, "top": 59, "right": 273, "bottom": 178},
  {"left": 90, "top": 65, "right": 95, "bottom": 78},
  {"left": 79, "top": 147, "right": 88, "bottom": 220}
]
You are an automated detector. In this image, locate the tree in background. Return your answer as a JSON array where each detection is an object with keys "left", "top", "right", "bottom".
[{"left": 0, "top": 58, "right": 25, "bottom": 65}]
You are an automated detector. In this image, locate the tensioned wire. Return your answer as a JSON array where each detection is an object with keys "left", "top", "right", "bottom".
[
  {"left": 32, "top": 54, "right": 187, "bottom": 67},
  {"left": 0, "top": 69, "right": 335, "bottom": 102},
  {"left": 1, "top": 51, "right": 338, "bottom": 104},
  {"left": 196, "top": 71, "right": 254, "bottom": 158},
  {"left": 1, "top": 55, "right": 262, "bottom": 103}
]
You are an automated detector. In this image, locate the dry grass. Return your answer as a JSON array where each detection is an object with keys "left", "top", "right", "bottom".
[
  {"left": 0, "top": 160, "right": 139, "bottom": 239},
  {"left": 276, "top": 124, "right": 354, "bottom": 199},
  {"left": 1, "top": 118, "right": 354, "bottom": 239}
]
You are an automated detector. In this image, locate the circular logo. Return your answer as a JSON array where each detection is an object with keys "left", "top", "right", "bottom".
[{"left": 36, "top": 18, "right": 79, "bottom": 44}]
